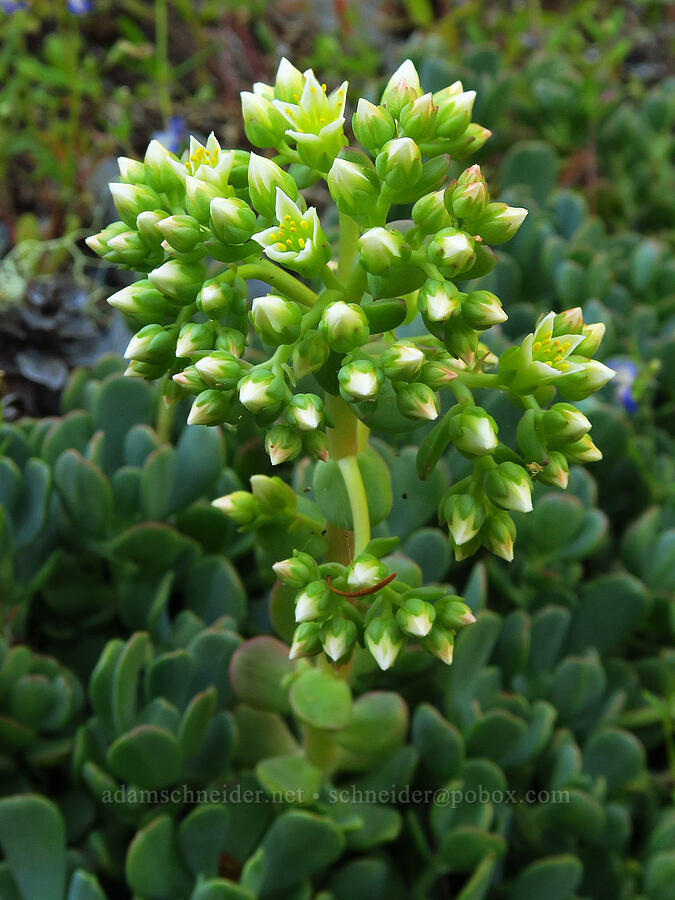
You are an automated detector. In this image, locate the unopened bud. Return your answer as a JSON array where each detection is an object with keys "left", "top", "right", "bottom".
[
  {"left": 381, "top": 342, "right": 426, "bottom": 381},
  {"left": 427, "top": 228, "right": 476, "bottom": 277},
  {"left": 321, "top": 615, "right": 357, "bottom": 663},
  {"left": 397, "top": 596, "right": 436, "bottom": 637},
  {"left": 395, "top": 382, "right": 439, "bottom": 421},
  {"left": 434, "top": 596, "right": 476, "bottom": 629},
  {"left": 441, "top": 492, "right": 486, "bottom": 546},
  {"left": 109, "top": 182, "right": 164, "bottom": 228},
  {"left": 375, "top": 138, "right": 422, "bottom": 191},
  {"left": 480, "top": 510, "right": 516, "bottom": 562},
  {"left": 241, "top": 89, "right": 288, "bottom": 148},
  {"left": 380, "top": 59, "right": 423, "bottom": 118},
  {"left": 542, "top": 403, "right": 592, "bottom": 444},
  {"left": 347, "top": 554, "right": 388, "bottom": 590},
  {"left": 286, "top": 393, "right": 324, "bottom": 431},
  {"left": 474, "top": 203, "right": 528, "bottom": 245},
  {"left": 449, "top": 407, "right": 498, "bottom": 456},
  {"left": 418, "top": 278, "right": 461, "bottom": 325},
  {"left": 289, "top": 622, "right": 322, "bottom": 660},
  {"left": 292, "top": 331, "right": 331, "bottom": 379},
  {"left": 448, "top": 164, "right": 488, "bottom": 220},
  {"left": 327, "top": 157, "right": 380, "bottom": 218},
  {"left": 575, "top": 322, "right": 606, "bottom": 357},
  {"left": 420, "top": 358, "right": 457, "bottom": 389},
  {"left": 434, "top": 86, "right": 476, "bottom": 140},
  {"left": 461, "top": 290, "right": 507, "bottom": 330},
  {"left": 248, "top": 153, "right": 298, "bottom": 217},
  {"left": 303, "top": 430, "right": 329, "bottom": 461},
  {"left": 423, "top": 625, "right": 455, "bottom": 665},
  {"left": 412, "top": 189, "right": 454, "bottom": 235},
  {"left": 213, "top": 490, "right": 260, "bottom": 524},
  {"left": 187, "top": 389, "right": 233, "bottom": 425},
  {"left": 557, "top": 358, "right": 615, "bottom": 401},
  {"left": 295, "top": 580, "right": 331, "bottom": 623},
  {"left": 158, "top": 214, "right": 204, "bottom": 253},
  {"left": 358, "top": 227, "right": 410, "bottom": 275},
  {"left": 176, "top": 322, "right": 215, "bottom": 359},
  {"left": 273, "top": 550, "right": 321, "bottom": 588},
  {"left": 338, "top": 359, "right": 384, "bottom": 402},
  {"left": 210, "top": 197, "right": 258, "bottom": 244},
  {"left": 563, "top": 434, "right": 603, "bottom": 463},
  {"left": 250, "top": 294, "right": 303, "bottom": 345},
  {"left": 320, "top": 301, "right": 370, "bottom": 353},
  {"left": 148, "top": 259, "right": 206, "bottom": 304},
  {"left": 365, "top": 616, "right": 405, "bottom": 670},
  {"left": 195, "top": 351, "right": 242, "bottom": 389},
  {"left": 124, "top": 324, "right": 175, "bottom": 364},
  {"left": 107, "top": 280, "right": 170, "bottom": 322},
  {"left": 352, "top": 99, "right": 396, "bottom": 153},
  {"left": 238, "top": 368, "right": 289, "bottom": 415},
  {"left": 399, "top": 92, "right": 437, "bottom": 142},
  {"left": 484, "top": 462, "right": 533, "bottom": 513},
  {"left": 173, "top": 365, "right": 209, "bottom": 395},
  {"left": 538, "top": 451, "right": 569, "bottom": 489},
  {"left": 265, "top": 425, "right": 303, "bottom": 466}
]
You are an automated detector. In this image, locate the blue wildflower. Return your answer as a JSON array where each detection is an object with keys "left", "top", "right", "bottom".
[
  {"left": 67, "top": 0, "right": 93, "bottom": 13},
  {"left": 151, "top": 117, "right": 187, "bottom": 155},
  {"left": 1, "top": 1, "right": 28, "bottom": 12},
  {"left": 607, "top": 358, "right": 638, "bottom": 414}
]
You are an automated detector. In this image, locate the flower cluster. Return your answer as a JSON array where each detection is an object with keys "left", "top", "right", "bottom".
[
  {"left": 90, "top": 58, "right": 614, "bottom": 668},
  {"left": 273, "top": 548, "right": 475, "bottom": 669}
]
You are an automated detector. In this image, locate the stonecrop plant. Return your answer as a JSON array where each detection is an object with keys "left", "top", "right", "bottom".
[{"left": 88, "top": 59, "right": 614, "bottom": 673}]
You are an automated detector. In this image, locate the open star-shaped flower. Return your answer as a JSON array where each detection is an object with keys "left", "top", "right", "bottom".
[
  {"left": 252, "top": 188, "right": 330, "bottom": 275},
  {"left": 500, "top": 312, "right": 586, "bottom": 393},
  {"left": 273, "top": 69, "right": 348, "bottom": 171}
]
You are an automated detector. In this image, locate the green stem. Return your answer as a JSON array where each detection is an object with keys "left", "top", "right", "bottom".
[
  {"left": 236, "top": 261, "right": 319, "bottom": 307},
  {"left": 338, "top": 456, "right": 371, "bottom": 557},
  {"left": 457, "top": 372, "right": 501, "bottom": 389},
  {"left": 320, "top": 265, "right": 346, "bottom": 293},
  {"left": 337, "top": 212, "right": 360, "bottom": 282}
]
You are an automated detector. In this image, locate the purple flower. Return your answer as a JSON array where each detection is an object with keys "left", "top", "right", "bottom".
[
  {"left": 1, "top": 1, "right": 28, "bottom": 12},
  {"left": 67, "top": 0, "right": 93, "bottom": 14},
  {"left": 151, "top": 117, "right": 187, "bottom": 155},
  {"left": 607, "top": 358, "right": 638, "bottom": 415}
]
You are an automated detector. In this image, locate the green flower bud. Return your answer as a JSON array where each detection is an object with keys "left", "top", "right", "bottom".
[
  {"left": 399, "top": 92, "right": 437, "bottom": 142},
  {"left": 124, "top": 359, "right": 166, "bottom": 380},
  {"left": 553, "top": 307, "right": 584, "bottom": 335},
  {"left": 250, "top": 474, "right": 297, "bottom": 513},
  {"left": 295, "top": 579, "right": 331, "bottom": 622},
  {"left": 381, "top": 341, "right": 426, "bottom": 381},
  {"left": 347, "top": 554, "right": 388, "bottom": 590},
  {"left": 434, "top": 86, "right": 476, "bottom": 140},
  {"left": 538, "top": 451, "right": 569, "bottom": 489},
  {"left": 247, "top": 153, "right": 299, "bottom": 217},
  {"left": 412, "top": 189, "right": 454, "bottom": 235},
  {"left": 187, "top": 388, "right": 233, "bottom": 425},
  {"left": 562, "top": 434, "right": 603, "bottom": 464},
  {"left": 144, "top": 140, "right": 185, "bottom": 195},
  {"left": 196, "top": 275, "right": 247, "bottom": 317},
  {"left": 365, "top": 616, "right": 405, "bottom": 670},
  {"left": 397, "top": 596, "right": 436, "bottom": 637},
  {"left": 441, "top": 492, "right": 486, "bottom": 546},
  {"left": 109, "top": 182, "right": 164, "bottom": 228},
  {"left": 265, "top": 424, "right": 303, "bottom": 466},
  {"left": 484, "top": 462, "right": 533, "bottom": 513},
  {"left": 557, "top": 358, "right": 615, "bottom": 401},
  {"left": 480, "top": 510, "right": 516, "bottom": 562},
  {"left": 213, "top": 490, "right": 261, "bottom": 525},
  {"left": 394, "top": 382, "right": 439, "bottom": 421},
  {"left": 273, "top": 58, "right": 305, "bottom": 102},
  {"left": 215, "top": 328, "right": 246, "bottom": 358},
  {"left": 443, "top": 316, "right": 479, "bottom": 364},
  {"left": 241, "top": 89, "right": 288, "bottom": 148},
  {"left": 358, "top": 227, "right": 411, "bottom": 275},
  {"left": 86, "top": 221, "right": 128, "bottom": 257},
  {"left": 434, "top": 122, "right": 491, "bottom": 159},
  {"left": 148, "top": 259, "right": 206, "bottom": 304},
  {"left": 338, "top": 359, "right": 384, "bottom": 402},
  {"left": 327, "top": 157, "right": 380, "bottom": 219},
  {"left": 194, "top": 351, "right": 242, "bottom": 389},
  {"left": 575, "top": 323, "right": 606, "bottom": 358},
  {"left": 380, "top": 59, "right": 423, "bottom": 118},
  {"left": 418, "top": 278, "right": 462, "bottom": 325},
  {"left": 118, "top": 156, "right": 146, "bottom": 185},
  {"left": 184, "top": 175, "right": 224, "bottom": 225},
  {"left": 434, "top": 596, "right": 476, "bottom": 629},
  {"left": 238, "top": 367, "right": 290, "bottom": 415},
  {"left": 423, "top": 625, "right": 455, "bottom": 665},
  {"left": 320, "top": 301, "right": 369, "bottom": 353},
  {"left": 136, "top": 210, "right": 166, "bottom": 247},
  {"left": 292, "top": 330, "right": 331, "bottom": 379},
  {"left": 103, "top": 230, "right": 151, "bottom": 267},
  {"left": 286, "top": 393, "right": 324, "bottom": 431},
  {"left": 289, "top": 622, "right": 322, "bottom": 660},
  {"left": 542, "top": 403, "right": 592, "bottom": 444},
  {"left": 210, "top": 197, "right": 258, "bottom": 244},
  {"left": 448, "top": 165, "right": 489, "bottom": 221},
  {"left": 107, "top": 280, "right": 170, "bottom": 322},
  {"left": 321, "top": 615, "right": 358, "bottom": 663},
  {"left": 273, "top": 550, "right": 321, "bottom": 588},
  {"left": 461, "top": 290, "right": 507, "bottom": 330},
  {"left": 449, "top": 407, "right": 498, "bottom": 456},
  {"left": 250, "top": 294, "right": 303, "bottom": 345},
  {"left": 172, "top": 365, "right": 209, "bottom": 395},
  {"left": 158, "top": 214, "right": 203, "bottom": 252},
  {"left": 352, "top": 99, "right": 396, "bottom": 154},
  {"left": 473, "top": 203, "right": 528, "bottom": 244},
  {"left": 420, "top": 358, "right": 458, "bottom": 389},
  {"left": 175, "top": 322, "right": 215, "bottom": 359},
  {"left": 427, "top": 227, "right": 476, "bottom": 277},
  {"left": 303, "top": 429, "right": 329, "bottom": 461},
  {"left": 375, "top": 138, "right": 422, "bottom": 191},
  {"left": 124, "top": 324, "right": 175, "bottom": 365}
]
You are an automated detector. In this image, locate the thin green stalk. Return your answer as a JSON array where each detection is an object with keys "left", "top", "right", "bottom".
[
  {"left": 338, "top": 456, "right": 371, "bottom": 557},
  {"left": 236, "top": 261, "right": 319, "bottom": 307},
  {"left": 337, "top": 212, "right": 360, "bottom": 282}
]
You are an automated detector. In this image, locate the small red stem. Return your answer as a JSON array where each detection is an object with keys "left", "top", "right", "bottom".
[{"left": 326, "top": 572, "right": 397, "bottom": 598}]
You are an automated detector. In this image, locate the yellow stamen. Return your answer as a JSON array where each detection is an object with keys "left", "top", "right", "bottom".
[
  {"left": 321, "top": 83, "right": 327, "bottom": 91},
  {"left": 533, "top": 341, "right": 541, "bottom": 350},
  {"left": 286, "top": 239, "right": 292, "bottom": 246},
  {"left": 560, "top": 363, "right": 570, "bottom": 371},
  {"left": 284, "top": 214, "right": 291, "bottom": 220},
  {"left": 301, "top": 220, "right": 309, "bottom": 229},
  {"left": 545, "top": 360, "right": 553, "bottom": 366},
  {"left": 298, "top": 237, "right": 306, "bottom": 248}
]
